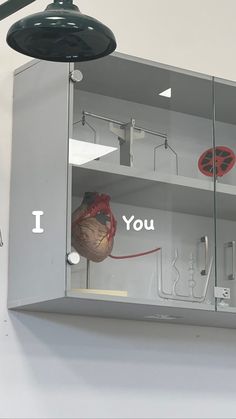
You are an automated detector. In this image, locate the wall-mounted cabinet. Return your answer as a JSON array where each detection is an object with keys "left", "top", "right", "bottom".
[{"left": 8, "top": 53, "right": 236, "bottom": 327}]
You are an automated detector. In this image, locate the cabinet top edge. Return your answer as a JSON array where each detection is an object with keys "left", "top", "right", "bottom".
[
  {"left": 14, "top": 58, "right": 40, "bottom": 76},
  {"left": 112, "top": 51, "right": 212, "bottom": 81},
  {"left": 12, "top": 51, "right": 236, "bottom": 86},
  {"left": 113, "top": 52, "right": 236, "bottom": 85}
]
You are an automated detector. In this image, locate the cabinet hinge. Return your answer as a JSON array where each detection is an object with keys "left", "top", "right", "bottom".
[{"left": 214, "top": 287, "right": 230, "bottom": 299}]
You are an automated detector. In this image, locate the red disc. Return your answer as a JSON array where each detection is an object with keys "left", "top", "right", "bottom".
[{"left": 198, "top": 146, "right": 235, "bottom": 177}]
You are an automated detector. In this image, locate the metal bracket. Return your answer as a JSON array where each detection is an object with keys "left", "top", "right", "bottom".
[
  {"left": 0, "top": 229, "right": 3, "bottom": 247},
  {"left": 109, "top": 118, "right": 145, "bottom": 166},
  {"left": 214, "top": 287, "right": 230, "bottom": 299}
]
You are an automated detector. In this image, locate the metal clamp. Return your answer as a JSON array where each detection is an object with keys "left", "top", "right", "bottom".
[
  {"left": 200, "top": 236, "right": 209, "bottom": 276},
  {"left": 224, "top": 241, "right": 236, "bottom": 280}
]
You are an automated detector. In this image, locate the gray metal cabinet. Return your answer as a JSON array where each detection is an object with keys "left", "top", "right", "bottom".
[{"left": 8, "top": 53, "right": 236, "bottom": 328}]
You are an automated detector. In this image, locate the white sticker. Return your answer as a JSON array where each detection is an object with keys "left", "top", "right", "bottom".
[
  {"left": 122, "top": 215, "right": 155, "bottom": 231},
  {"left": 32, "top": 211, "right": 44, "bottom": 234}
]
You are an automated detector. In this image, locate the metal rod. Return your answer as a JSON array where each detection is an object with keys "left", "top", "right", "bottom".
[
  {"left": 212, "top": 76, "right": 218, "bottom": 311},
  {"left": 168, "top": 144, "right": 179, "bottom": 175},
  {"left": 81, "top": 110, "right": 167, "bottom": 140},
  {"left": 86, "top": 259, "right": 90, "bottom": 289},
  {"left": 140, "top": 127, "right": 166, "bottom": 139},
  {"left": 83, "top": 111, "right": 123, "bottom": 126}
]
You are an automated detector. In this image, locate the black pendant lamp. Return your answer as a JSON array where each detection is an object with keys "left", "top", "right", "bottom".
[{"left": 6, "top": 0, "right": 117, "bottom": 62}]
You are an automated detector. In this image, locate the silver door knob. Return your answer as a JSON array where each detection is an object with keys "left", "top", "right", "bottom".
[{"left": 67, "top": 252, "right": 80, "bottom": 265}]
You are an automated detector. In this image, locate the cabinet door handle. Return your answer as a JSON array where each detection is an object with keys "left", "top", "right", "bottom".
[
  {"left": 200, "top": 236, "right": 209, "bottom": 276},
  {"left": 224, "top": 241, "right": 236, "bottom": 280}
]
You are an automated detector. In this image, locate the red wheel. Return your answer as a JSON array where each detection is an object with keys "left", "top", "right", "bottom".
[{"left": 198, "top": 146, "right": 235, "bottom": 177}]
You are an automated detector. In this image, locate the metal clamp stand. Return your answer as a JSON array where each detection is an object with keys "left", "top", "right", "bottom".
[
  {"left": 109, "top": 118, "right": 145, "bottom": 167},
  {"left": 80, "top": 110, "right": 169, "bottom": 168}
]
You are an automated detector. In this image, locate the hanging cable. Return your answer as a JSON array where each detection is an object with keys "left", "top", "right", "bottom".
[{"left": 109, "top": 247, "right": 161, "bottom": 260}]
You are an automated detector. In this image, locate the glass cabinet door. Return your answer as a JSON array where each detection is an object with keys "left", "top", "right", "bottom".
[
  {"left": 158, "top": 68, "right": 215, "bottom": 308},
  {"left": 68, "top": 54, "right": 216, "bottom": 310},
  {"left": 215, "top": 77, "right": 236, "bottom": 312}
]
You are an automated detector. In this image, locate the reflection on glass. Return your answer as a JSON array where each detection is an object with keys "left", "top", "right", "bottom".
[
  {"left": 215, "top": 78, "right": 236, "bottom": 311},
  {"left": 69, "top": 138, "right": 117, "bottom": 166},
  {"left": 69, "top": 55, "right": 215, "bottom": 309}
]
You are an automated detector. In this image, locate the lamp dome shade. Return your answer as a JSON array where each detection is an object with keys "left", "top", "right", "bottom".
[{"left": 6, "top": 0, "right": 117, "bottom": 62}]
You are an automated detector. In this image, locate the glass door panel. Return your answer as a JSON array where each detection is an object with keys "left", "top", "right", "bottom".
[
  {"left": 215, "top": 77, "right": 236, "bottom": 311},
  {"left": 68, "top": 55, "right": 215, "bottom": 310},
  {"left": 158, "top": 67, "right": 215, "bottom": 308}
]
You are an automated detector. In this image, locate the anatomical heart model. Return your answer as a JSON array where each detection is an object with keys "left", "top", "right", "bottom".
[{"left": 72, "top": 192, "right": 117, "bottom": 262}]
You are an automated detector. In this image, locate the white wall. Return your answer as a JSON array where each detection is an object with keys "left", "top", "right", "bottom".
[{"left": 2, "top": 1, "right": 236, "bottom": 418}]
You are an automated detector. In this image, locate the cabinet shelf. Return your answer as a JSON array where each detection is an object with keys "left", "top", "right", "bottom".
[
  {"left": 66, "top": 289, "right": 213, "bottom": 310},
  {"left": 11, "top": 294, "right": 236, "bottom": 329},
  {"left": 72, "top": 161, "right": 236, "bottom": 220}
]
